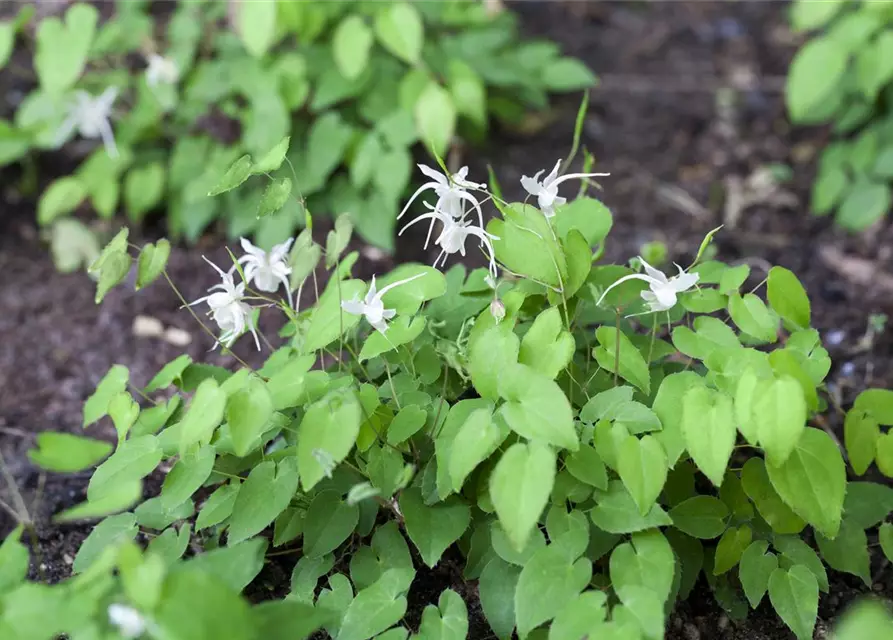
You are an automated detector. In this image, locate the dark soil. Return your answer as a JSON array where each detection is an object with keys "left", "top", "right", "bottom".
[{"left": 2, "top": 1, "right": 893, "bottom": 639}]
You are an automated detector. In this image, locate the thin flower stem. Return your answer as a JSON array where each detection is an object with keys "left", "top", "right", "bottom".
[
  {"left": 0, "top": 449, "right": 30, "bottom": 522},
  {"left": 646, "top": 322, "right": 657, "bottom": 364},
  {"left": 0, "top": 496, "right": 21, "bottom": 522},
  {"left": 335, "top": 257, "right": 344, "bottom": 374},
  {"left": 162, "top": 270, "right": 253, "bottom": 370},
  {"left": 129, "top": 383, "right": 161, "bottom": 406},
  {"left": 384, "top": 361, "right": 401, "bottom": 411}
]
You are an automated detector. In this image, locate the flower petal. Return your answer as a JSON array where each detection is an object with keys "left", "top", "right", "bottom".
[
  {"left": 638, "top": 257, "right": 669, "bottom": 284},
  {"left": 596, "top": 273, "right": 660, "bottom": 307}
]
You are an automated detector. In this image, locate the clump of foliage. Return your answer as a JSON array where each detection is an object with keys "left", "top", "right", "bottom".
[
  {"left": 4, "top": 135, "right": 893, "bottom": 639},
  {"left": 0, "top": 0, "right": 595, "bottom": 269},
  {"left": 786, "top": 0, "right": 893, "bottom": 230}
]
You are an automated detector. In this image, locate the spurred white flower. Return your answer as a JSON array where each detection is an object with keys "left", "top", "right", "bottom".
[
  {"left": 597, "top": 257, "right": 699, "bottom": 314},
  {"left": 399, "top": 203, "right": 499, "bottom": 278},
  {"left": 521, "top": 159, "right": 609, "bottom": 218},
  {"left": 107, "top": 604, "right": 146, "bottom": 639},
  {"left": 56, "top": 87, "right": 119, "bottom": 158},
  {"left": 341, "top": 273, "right": 426, "bottom": 334},
  {"left": 145, "top": 53, "right": 179, "bottom": 87},
  {"left": 188, "top": 257, "right": 260, "bottom": 350},
  {"left": 398, "top": 164, "right": 486, "bottom": 243},
  {"left": 238, "top": 237, "right": 293, "bottom": 303}
]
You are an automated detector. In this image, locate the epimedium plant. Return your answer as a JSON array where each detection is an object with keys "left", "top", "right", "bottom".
[
  {"left": 4, "top": 137, "right": 893, "bottom": 640},
  {"left": 0, "top": 0, "right": 596, "bottom": 271},
  {"left": 786, "top": 0, "right": 893, "bottom": 230}
]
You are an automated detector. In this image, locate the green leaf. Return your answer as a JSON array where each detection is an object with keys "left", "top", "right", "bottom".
[
  {"left": 739, "top": 541, "right": 778, "bottom": 609},
  {"left": 617, "top": 435, "right": 667, "bottom": 516},
  {"left": 542, "top": 58, "right": 597, "bottom": 91},
  {"left": 728, "top": 293, "right": 777, "bottom": 343},
  {"left": 415, "top": 82, "right": 455, "bottom": 158},
  {"left": 448, "top": 60, "right": 486, "bottom": 127},
  {"left": 479, "top": 558, "right": 521, "bottom": 640},
  {"left": 108, "top": 391, "right": 139, "bottom": 444},
  {"left": 333, "top": 15, "right": 373, "bottom": 81},
  {"left": 843, "top": 481, "right": 893, "bottom": 529},
  {"left": 374, "top": 3, "right": 423, "bottom": 64},
  {"left": 226, "top": 377, "right": 274, "bottom": 457},
  {"left": 490, "top": 442, "right": 556, "bottom": 553},
  {"left": 766, "top": 428, "right": 846, "bottom": 538},
  {"left": 856, "top": 31, "right": 893, "bottom": 99},
  {"left": 855, "top": 388, "right": 893, "bottom": 425},
  {"left": 359, "top": 316, "right": 426, "bottom": 361},
  {"left": 767, "top": 266, "right": 810, "bottom": 329},
  {"left": 713, "top": 525, "right": 752, "bottom": 575},
  {"left": 84, "top": 364, "right": 129, "bottom": 427},
  {"left": 518, "top": 307, "right": 575, "bottom": 380},
  {"left": 161, "top": 444, "right": 215, "bottom": 509},
  {"left": 768, "top": 565, "right": 818, "bottom": 640},
  {"left": 790, "top": 0, "right": 845, "bottom": 31},
  {"left": 55, "top": 479, "right": 142, "bottom": 522},
  {"left": 786, "top": 37, "right": 847, "bottom": 122},
  {"left": 195, "top": 483, "right": 239, "bottom": 530},
  {"left": 136, "top": 240, "right": 171, "bottom": 290},
  {"left": 593, "top": 327, "right": 650, "bottom": 394},
  {"left": 73, "top": 513, "right": 137, "bottom": 574},
  {"left": 449, "top": 408, "right": 507, "bottom": 492},
  {"left": 228, "top": 458, "right": 300, "bottom": 544},
  {"left": 469, "top": 325, "right": 520, "bottom": 401},
  {"left": 236, "top": 0, "right": 276, "bottom": 58},
  {"left": 547, "top": 591, "right": 607, "bottom": 640},
  {"left": 252, "top": 136, "right": 291, "bottom": 174},
  {"left": 38, "top": 176, "right": 86, "bottom": 224},
  {"left": 144, "top": 355, "right": 192, "bottom": 393},
  {"left": 256, "top": 178, "right": 292, "bottom": 219},
  {"left": 34, "top": 4, "right": 98, "bottom": 95},
  {"left": 95, "top": 250, "right": 132, "bottom": 304},
  {"left": 125, "top": 163, "right": 165, "bottom": 222},
  {"left": 155, "top": 568, "right": 254, "bottom": 640},
  {"left": 0, "top": 528, "right": 28, "bottom": 596},
  {"left": 564, "top": 444, "right": 608, "bottom": 490},
  {"left": 845, "top": 409, "right": 879, "bottom": 476},
  {"left": 682, "top": 386, "right": 736, "bottom": 487},
  {"left": 254, "top": 600, "right": 334, "bottom": 640},
  {"left": 303, "top": 490, "right": 360, "bottom": 558},
  {"left": 589, "top": 480, "right": 672, "bottom": 534},
  {"left": 135, "top": 495, "right": 194, "bottom": 531},
  {"left": 88, "top": 434, "right": 162, "bottom": 501},
  {"left": 652, "top": 372, "right": 703, "bottom": 467},
  {"left": 496, "top": 363, "right": 578, "bottom": 451},
  {"left": 208, "top": 155, "right": 252, "bottom": 196},
  {"left": 178, "top": 378, "right": 227, "bottom": 455},
  {"left": 834, "top": 599, "right": 893, "bottom": 640},
  {"left": 387, "top": 405, "right": 428, "bottom": 446},
  {"left": 836, "top": 181, "right": 891, "bottom": 231},
  {"left": 399, "top": 488, "right": 470, "bottom": 567},
  {"left": 298, "top": 390, "right": 361, "bottom": 491},
  {"left": 816, "top": 519, "right": 871, "bottom": 585},
  {"left": 338, "top": 570, "right": 411, "bottom": 640},
  {"left": 880, "top": 523, "right": 893, "bottom": 562},
  {"left": 0, "top": 23, "right": 14, "bottom": 72},
  {"left": 741, "top": 458, "right": 806, "bottom": 534},
  {"left": 188, "top": 538, "right": 268, "bottom": 593},
  {"left": 50, "top": 218, "right": 100, "bottom": 273},
  {"left": 753, "top": 376, "right": 807, "bottom": 467},
  {"left": 488, "top": 203, "right": 567, "bottom": 288},
  {"left": 377, "top": 265, "right": 446, "bottom": 315},
  {"left": 303, "top": 279, "right": 367, "bottom": 353},
  {"left": 514, "top": 543, "right": 591, "bottom": 635},
  {"left": 28, "top": 432, "right": 111, "bottom": 473},
  {"left": 609, "top": 530, "right": 674, "bottom": 603},
  {"left": 668, "top": 496, "right": 729, "bottom": 539},
  {"left": 415, "top": 589, "right": 468, "bottom": 640}
]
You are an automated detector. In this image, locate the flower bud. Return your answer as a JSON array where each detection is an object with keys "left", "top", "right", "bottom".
[{"left": 490, "top": 298, "right": 506, "bottom": 323}]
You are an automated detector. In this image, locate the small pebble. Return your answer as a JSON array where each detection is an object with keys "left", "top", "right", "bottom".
[
  {"left": 63, "top": 553, "right": 73, "bottom": 565},
  {"left": 163, "top": 327, "right": 192, "bottom": 347},
  {"left": 825, "top": 329, "right": 846, "bottom": 346},
  {"left": 683, "top": 622, "right": 700, "bottom": 640},
  {"left": 717, "top": 614, "right": 729, "bottom": 631},
  {"left": 132, "top": 315, "right": 164, "bottom": 338},
  {"left": 841, "top": 361, "right": 856, "bottom": 377},
  {"left": 361, "top": 246, "right": 387, "bottom": 262},
  {"left": 716, "top": 17, "right": 745, "bottom": 40}
]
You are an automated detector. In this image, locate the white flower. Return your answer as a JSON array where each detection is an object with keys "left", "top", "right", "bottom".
[
  {"left": 108, "top": 604, "right": 146, "bottom": 639},
  {"left": 341, "top": 273, "right": 426, "bottom": 334},
  {"left": 521, "top": 159, "right": 610, "bottom": 218},
  {"left": 145, "top": 53, "right": 179, "bottom": 87},
  {"left": 398, "top": 164, "right": 486, "bottom": 245},
  {"left": 238, "top": 237, "right": 293, "bottom": 302},
  {"left": 597, "top": 257, "right": 699, "bottom": 314},
  {"left": 56, "top": 87, "right": 119, "bottom": 158},
  {"left": 188, "top": 257, "right": 260, "bottom": 350},
  {"left": 398, "top": 204, "right": 499, "bottom": 278}
]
